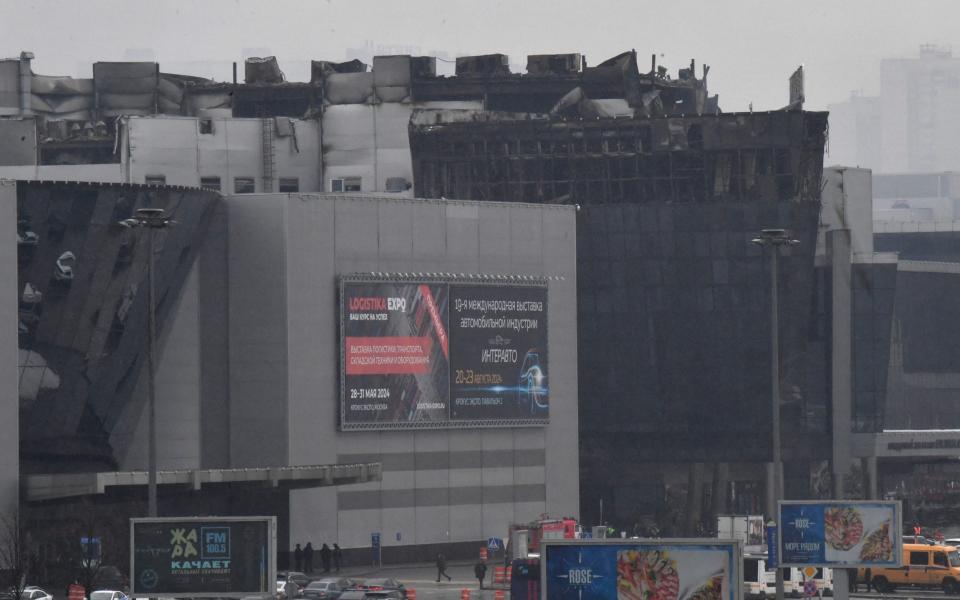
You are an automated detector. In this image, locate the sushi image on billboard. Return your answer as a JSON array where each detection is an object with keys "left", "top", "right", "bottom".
[
  {"left": 778, "top": 500, "right": 902, "bottom": 567},
  {"left": 542, "top": 539, "right": 742, "bottom": 600}
]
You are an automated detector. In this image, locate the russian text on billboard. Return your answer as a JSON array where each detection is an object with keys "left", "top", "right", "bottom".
[
  {"left": 131, "top": 517, "right": 274, "bottom": 596},
  {"left": 340, "top": 278, "right": 548, "bottom": 428}
]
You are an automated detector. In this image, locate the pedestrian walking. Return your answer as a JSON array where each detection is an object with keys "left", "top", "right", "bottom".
[
  {"left": 283, "top": 575, "right": 298, "bottom": 600},
  {"left": 846, "top": 568, "right": 857, "bottom": 593},
  {"left": 474, "top": 560, "right": 488, "bottom": 589},
  {"left": 864, "top": 568, "right": 873, "bottom": 592},
  {"left": 320, "top": 543, "right": 332, "bottom": 573},
  {"left": 304, "top": 542, "right": 314, "bottom": 573},
  {"left": 333, "top": 543, "right": 342, "bottom": 573},
  {"left": 294, "top": 543, "right": 303, "bottom": 572},
  {"left": 436, "top": 552, "right": 452, "bottom": 582}
]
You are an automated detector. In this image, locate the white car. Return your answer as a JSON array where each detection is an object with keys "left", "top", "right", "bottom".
[
  {"left": 20, "top": 587, "right": 53, "bottom": 600},
  {"left": 90, "top": 590, "right": 129, "bottom": 600}
]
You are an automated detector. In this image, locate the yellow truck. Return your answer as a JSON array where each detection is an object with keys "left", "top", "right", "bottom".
[{"left": 865, "top": 543, "right": 960, "bottom": 594}]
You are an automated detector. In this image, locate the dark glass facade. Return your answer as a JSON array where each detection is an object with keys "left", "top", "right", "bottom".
[
  {"left": 16, "top": 182, "right": 219, "bottom": 473},
  {"left": 409, "top": 110, "right": 830, "bottom": 532}
]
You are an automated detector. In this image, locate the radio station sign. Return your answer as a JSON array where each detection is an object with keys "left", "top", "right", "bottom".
[
  {"left": 340, "top": 276, "right": 548, "bottom": 430},
  {"left": 541, "top": 539, "right": 742, "bottom": 600},
  {"left": 778, "top": 501, "right": 901, "bottom": 568},
  {"left": 130, "top": 516, "right": 276, "bottom": 597}
]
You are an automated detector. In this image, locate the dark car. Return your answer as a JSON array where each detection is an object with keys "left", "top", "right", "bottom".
[
  {"left": 278, "top": 572, "right": 313, "bottom": 588},
  {"left": 359, "top": 580, "right": 405, "bottom": 599},
  {"left": 302, "top": 579, "right": 350, "bottom": 600},
  {"left": 364, "top": 593, "right": 403, "bottom": 600},
  {"left": 94, "top": 566, "right": 129, "bottom": 591}
]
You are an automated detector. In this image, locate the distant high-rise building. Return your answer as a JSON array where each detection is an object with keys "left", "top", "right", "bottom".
[
  {"left": 880, "top": 44, "right": 960, "bottom": 173},
  {"left": 826, "top": 91, "right": 880, "bottom": 170},
  {"left": 828, "top": 45, "right": 960, "bottom": 174}
]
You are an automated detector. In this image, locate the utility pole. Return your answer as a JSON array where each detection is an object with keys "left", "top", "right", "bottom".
[
  {"left": 119, "top": 207, "right": 174, "bottom": 518},
  {"left": 752, "top": 229, "right": 799, "bottom": 600}
]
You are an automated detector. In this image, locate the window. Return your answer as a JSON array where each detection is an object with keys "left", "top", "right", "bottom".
[
  {"left": 385, "top": 176, "right": 410, "bottom": 192},
  {"left": 279, "top": 177, "right": 299, "bottom": 193},
  {"left": 234, "top": 177, "right": 255, "bottom": 194},
  {"left": 199, "top": 118, "right": 214, "bottom": 134},
  {"left": 144, "top": 175, "right": 166, "bottom": 186},
  {"left": 743, "top": 559, "right": 759, "bottom": 582},
  {"left": 935, "top": 552, "right": 948, "bottom": 568},
  {"left": 200, "top": 176, "right": 221, "bottom": 192},
  {"left": 910, "top": 551, "right": 930, "bottom": 566},
  {"left": 331, "top": 177, "right": 361, "bottom": 192}
]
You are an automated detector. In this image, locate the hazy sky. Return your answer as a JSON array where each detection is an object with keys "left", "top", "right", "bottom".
[{"left": 4, "top": 0, "right": 959, "bottom": 111}]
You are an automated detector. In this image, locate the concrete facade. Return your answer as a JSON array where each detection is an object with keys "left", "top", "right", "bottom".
[{"left": 114, "top": 193, "right": 579, "bottom": 551}]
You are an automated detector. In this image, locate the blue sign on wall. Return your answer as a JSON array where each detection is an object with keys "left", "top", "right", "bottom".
[
  {"left": 766, "top": 523, "right": 778, "bottom": 569},
  {"left": 778, "top": 501, "right": 902, "bottom": 568},
  {"left": 542, "top": 540, "right": 741, "bottom": 600},
  {"left": 371, "top": 533, "right": 381, "bottom": 548}
]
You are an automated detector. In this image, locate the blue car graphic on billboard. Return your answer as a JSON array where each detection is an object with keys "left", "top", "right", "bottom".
[{"left": 518, "top": 349, "right": 548, "bottom": 415}]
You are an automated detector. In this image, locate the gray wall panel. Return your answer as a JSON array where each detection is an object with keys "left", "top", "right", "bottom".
[
  {"left": 411, "top": 203, "right": 446, "bottom": 259},
  {"left": 199, "top": 204, "right": 231, "bottom": 468},
  {"left": 228, "top": 194, "right": 576, "bottom": 550},
  {"left": 226, "top": 196, "right": 288, "bottom": 467}
]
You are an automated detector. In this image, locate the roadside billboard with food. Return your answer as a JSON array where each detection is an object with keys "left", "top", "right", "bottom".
[
  {"left": 541, "top": 539, "right": 742, "bottom": 600},
  {"left": 778, "top": 501, "right": 902, "bottom": 568}
]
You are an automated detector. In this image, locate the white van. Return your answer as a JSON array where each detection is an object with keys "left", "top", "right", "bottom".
[{"left": 744, "top": 555, "right": 833, "bottom": 599}]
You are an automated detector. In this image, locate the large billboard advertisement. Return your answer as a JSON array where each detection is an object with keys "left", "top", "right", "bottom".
[
  {"left": 340, "top": 275, "right": 548, "bottom": 430},
  {"left": 130, "top": 516, "right": 276, "bottom": 597},
  {"left": 778, "top": 501, "right": 902, "bottom": 567},
  {"left": 542, "top": 539, "right": 742, "bottom": 600}
]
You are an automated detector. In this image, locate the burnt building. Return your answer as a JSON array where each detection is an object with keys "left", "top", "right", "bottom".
[{"left": 410, "top": 106, "right": 831, "bottom": 531}]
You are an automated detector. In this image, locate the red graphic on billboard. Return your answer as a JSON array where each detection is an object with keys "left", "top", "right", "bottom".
[
  {"left": 419, "top": 284, "right": 449, "bottom": 359},
  {"left": 345, "top": 336, "right": 434, "bottom": 375}
]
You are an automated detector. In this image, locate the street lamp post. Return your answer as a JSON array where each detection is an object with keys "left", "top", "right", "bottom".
[
  {"left": 751, "top": 228, "right": 798, "bottom": 600},
  {"left": 119, "top": 208, "right": 174, "bottom": 518}
]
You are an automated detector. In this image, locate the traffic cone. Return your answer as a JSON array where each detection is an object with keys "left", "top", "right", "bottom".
[
  {"left": 407, "top": 589, "right": 416, "bottom": 600},
  {"left": 494, "top": 590, "right": 505, "bottom": 600},
  {"left": 461, "top": 589, "right": 471, "bottom": 600}
]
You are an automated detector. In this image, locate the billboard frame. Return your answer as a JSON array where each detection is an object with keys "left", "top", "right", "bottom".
[
  {"left": 338, "top": 272, "right": 551, "bottom": 431},
  {"left": 129, "top": 515, "right": 277, "bottom": 598},
  {"left": 540, "top": 537, "right": 744, "bottom": 600},
  {"left": 777, "top": 500, "right": 903, "bottom": 568}
]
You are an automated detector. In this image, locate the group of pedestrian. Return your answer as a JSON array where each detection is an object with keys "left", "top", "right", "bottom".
[
  {"left": 847, "top": 568, "right": 873, "bottom": 593},
  {"left": 294, "top": 542, "right": 343, "bottom": 574}
]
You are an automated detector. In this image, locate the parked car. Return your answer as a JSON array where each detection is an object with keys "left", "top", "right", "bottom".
[
  {"left": 302, "top": 579, "right": 350, "bottom": 600},
  {"left": 90, "top": 590, "right": 129, "bottom": 600},
  {"left": 276, "top": 579, "right": 301, "bottom": 598},
  {"left": 363, "top": 593, "right": 403, "bottom": 600},
  {"left": 20, "top": 588, "right": 53, "bottom": 600},
  {"left": 278, "top": 572, "right": 312, "bottom": 588},
  {"left": 358, "top": 579, "right": 405, "bottom": 599},
  {"left": 94, "top": 565, "right": 129, "bottom": 590}
]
